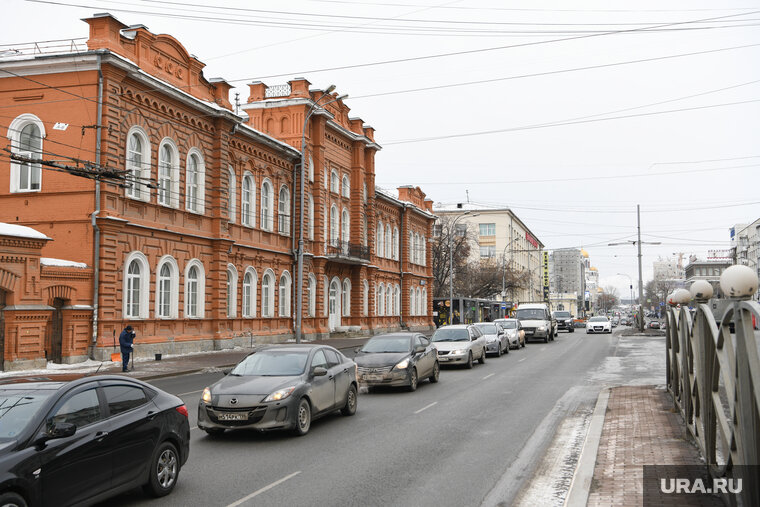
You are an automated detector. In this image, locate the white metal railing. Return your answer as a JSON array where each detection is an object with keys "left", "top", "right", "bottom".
[
  {"left": 0, "top": 38, "right": 88, "bottom": 57},
  {"left": 264, "top": 83, "right": 291, "bottom": 98}
]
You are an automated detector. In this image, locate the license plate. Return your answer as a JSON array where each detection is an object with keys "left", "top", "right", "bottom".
[
  {"left": 218, "top": 412, "right": 248, "bottom": 421},
  {"left": 439, "top": 356, "right": 450, "bottom": 361},
  {"left": 525, "top": 330, "right": 534, "bottom": 335},
  {"left": 362, "top": 374, "right": 384, "bottom": 381}
]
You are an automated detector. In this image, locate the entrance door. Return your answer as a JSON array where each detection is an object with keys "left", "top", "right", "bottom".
[
  {"left": 0, "top": 290, "right": 5, "bottom": 372},
  {"left": 46, "top": 298, "right": 64, "bottom": 364},
  {"left": 328, "top": 279, "right": 341, "bottom": 332}
]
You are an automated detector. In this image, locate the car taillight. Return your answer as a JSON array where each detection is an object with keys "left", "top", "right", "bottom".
[{"left": 175, "top": 405, "right": 189, "bottom": 418}]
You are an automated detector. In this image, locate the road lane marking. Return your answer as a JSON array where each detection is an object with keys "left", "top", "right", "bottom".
[
  {"left": 483, "top": 373, "right": 495, "bottom": 380},
  {"left": 414, "top": 402, "right": 438, "bottom": 414},
  {"left": 226, "top": 471, "right": 302, "bottom": 507},
  {"left": 178, "top": 389, "right": 202, "bottom": 396},
  {"left": 519, "top": 358, "right": 526, "bottom": 362}
]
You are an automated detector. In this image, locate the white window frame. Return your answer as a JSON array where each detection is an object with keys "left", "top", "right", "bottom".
[
  {"left": 392, "top": 227, "right": 399, "bottom": 261},
  {"left": 378, "top": 283, "right": 385, "bottom": 316},
  {"left": 278, "top": 184, "right": 290, "bottom": 235},
  {"left": 363, "top": 280, "right": 369, "bottom": 316},
  {"left": 385, "top": 224, "right": 392, "bottom": 259},
  {"left": 307, "top": 194, "right": 314, "bottom": 241},
  {"left": 308, "top": 155, "right": 314, "bottom": 182},
  {"left": 410, "top": 288, "right": 416, "bottom": 316},
  {"left": 416, "top": 287, "right": 422, "bottom": 316},
  {"left": 241, "top": 172, "right": 255, "bottom": 227},
  {"left": 261, "top": 179, "right": 273, "bottom": 232},
  {"left": 377, "top": 221, "right": 384, "bottom": 258},
  {"left": 227, "top": 165, "right": 236, "bottom": 222},
  {"left": 8, "top": 113, "right": 45, "bottom": 193},
  {"left": 330, "top": 205, "right": 339, "bottom": 247},
  {"left": 262, "top": 269, "right": 275, "bottom": 318},
  {"left": 307, "top": 274, "right": 317, "bottom": 317},
  {"left": 185, "top": 148, "right": 206, "bottom": 213},
  {"left": 342, "top": 278, "right": 351, "bottom": 317},
  {"left": 242, "top": 267, "right": 257, "bottom": 318},
  {"left": 156, "top": 255, "right": 179, "bottom": 319},
  {"left": 226, "top": 263, "right": 238, "bottom": 318},
  {"left": 330, "top": 169, "right": 339, "bottom": 194},
  {"left": 394, "top": 285, "right": 400, "bottom": 316},
  {"left": 341, "top": 208, "right": 350, "bottom": 245},
  {"left": 184, "top": 259, "right": 205, "bottom": 318},
  {"left": 125, "top": 126, "right": 150, "bottom": 201},
  {"left": 158, "top": 138, "right": 180, "bottom": 207},
  {"left": 341, "top": 174, "right": 350, "bottom": 198},
  {"left": 123, "top": 251, "right": 149, "bottom": 319},
  {"left": 279, "top": 271, "right": 292, "bottom": 317}
]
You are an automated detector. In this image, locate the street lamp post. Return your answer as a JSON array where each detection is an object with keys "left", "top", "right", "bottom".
[
  {"left": 295, "top": 86, "right": 347, "bottom": 343},
  {"left": 609, "top": 205, "right": 660, "bottom": 332},
  {"left": 448, "top": 212, "right": 478, "bottom": 325}
]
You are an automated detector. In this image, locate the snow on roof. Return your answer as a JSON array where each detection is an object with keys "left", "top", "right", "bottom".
[
  {"left": 41, "top": 258, "right": 89, "bottom": 269},
  {"left": 433, "top": 202, "right": 509, "bottom": 212},
  {"left": 0, "top": 223, "right": 50, "bottom": 240}
]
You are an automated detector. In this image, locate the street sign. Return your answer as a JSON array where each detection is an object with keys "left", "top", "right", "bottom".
[{"left": 501, "top": 304, "right": 507, "bottom": 309}]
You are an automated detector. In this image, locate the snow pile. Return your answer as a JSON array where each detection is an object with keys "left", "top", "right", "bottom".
[
  {"left": 41, "top": 258, "right": 88, "bottom": 269},
  {"left": 0, "top": 223, "right": 49, "bottom": 240}
]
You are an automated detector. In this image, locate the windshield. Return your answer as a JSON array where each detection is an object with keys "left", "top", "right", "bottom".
[
  {"left": 474, "top": 324, "right": 497, "bottom": 334},
  {"left": 516, "top": 309, "right": 545, "bottom": 320},
  {"left": 360, "top": 337, "right": 411, "bottom": 354},
  {"left": 554, "top": 312, "right": 571, "bottom": 319},
  {"left": 499, "top": 321, "right": 517, "bottom": 329},
  {"left": 0, "top": 389, "right": 53, "bottom": 439},
  {"left": 230, "top": 350, "right": 309, "bottom": 376},
  {"left": 589, "top": 317, "right": 609, "bottom": 322},
  {"left": 432, "top": 328, "right": 470, "bottom": 342}
]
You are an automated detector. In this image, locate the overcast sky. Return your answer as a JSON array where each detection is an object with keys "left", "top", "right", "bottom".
[{"left": 6, "top": 0, "right": 759, "bottom": 298}]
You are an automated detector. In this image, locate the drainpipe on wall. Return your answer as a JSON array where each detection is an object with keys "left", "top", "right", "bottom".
[
  {"left": 89, "top": 54, "right": 103, "bottom": 358},
  {"left": 399, "top": 203, "right": 408, "bottom": 329},
  {"left": 291, "top": 156, "right": 298, "bottom": 336}
]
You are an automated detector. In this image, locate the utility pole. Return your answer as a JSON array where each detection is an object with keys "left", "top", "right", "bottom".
[{"left": 637, "top": 204, "right": 645, "bottom": 332}]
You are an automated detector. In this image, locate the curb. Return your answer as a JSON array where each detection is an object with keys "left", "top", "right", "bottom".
[{"left": 564, "top": 387, "right": 610, "bottom": 507}]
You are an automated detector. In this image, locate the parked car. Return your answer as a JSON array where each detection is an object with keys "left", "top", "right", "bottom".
[
  {"left": 431, "top": 324, "right": 487, "bottom": 368},
  {"left": 552, "top": 311, "right": 575, "bottom": 333},
  {"left": 354, "top": 333, "right": 439, "bottom": 391},
  {"left": 515, "top": 303, "right": 556, "bottom": 342},
  {"left": 198, "top": 345, "right": 358, "bottom": 437},
  {"left": 494, "top": 318, "right": 525, "bottom": 348},
  {"left": 611, "top": 317, "right": 619, "bottom": 328},
  {"left": 649, "top": 320, "right": 661, "bottom": 329},
  {"left": 474, "top": 322, "right": 509, "bottom": 357},
  {"left": 586, "top": 316, "right": 612, "bottom": 334},
  {"left": 0, "top": 375, "right": 190, "bottom": 507}
]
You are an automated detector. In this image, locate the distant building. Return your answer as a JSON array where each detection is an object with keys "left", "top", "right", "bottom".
[
  {"left": 685, "top": 260, "right": 733, "bottom": 299},
  {"left": 549, "top": 248, "right": 587, "bottom": 315},
  {"left": 653, "top": 257, "right": 686, "bottom": 282},
  {"left": 731, "top": 218, "right": 760, "bottom": 300}
]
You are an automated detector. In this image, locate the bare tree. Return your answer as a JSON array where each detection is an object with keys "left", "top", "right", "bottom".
[
  {"left": 644, "top": 278, "right": 680, "bottom": 309},
  {"left": 431, "top": 216, "right": 473, "bottom": 298},
  {"left": 597, "top": 286, "right": 620, "bottom": 313}
]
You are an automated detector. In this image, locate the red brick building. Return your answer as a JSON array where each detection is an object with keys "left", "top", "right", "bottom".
[{"left": 0, "top": 14, "right": 434, "bottom": 368}]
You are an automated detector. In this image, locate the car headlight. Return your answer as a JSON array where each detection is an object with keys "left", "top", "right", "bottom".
[
  {"left": 449, "top": 349, "right": 466, "bottom": 355},
  {"left": 538, "top": 326, "right": 546, "bottom": 331},
  {"left": 263, "top": 386, "right": 296, "bottom": 402},
  {"left": 201, "top": 387, "right": 212, "bottom": 404},
  {"left": 394, "top": 358, "right": 410, "bottom": 370},
  {"left": 486, "top": 337, "right": 497, "bottom": 343}
]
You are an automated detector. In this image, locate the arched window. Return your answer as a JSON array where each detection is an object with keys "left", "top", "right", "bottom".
[
  {"left": 341, "top": 175, "right": 350, "bottom": 197},
  {"left": 330, "top": 170, "right": 339, "bottom": 193},
  {"left": 363, "top": 280, "right": 369, "bottom": 316},
  {"left": 363, "top": 182, "right": 367, "bottom": 203},
  {"left": 385, "top": 224, "right": 392, "bottom": 259},
  {"left": 226, "top": 165, "right": 236, "bottom": 221},
  {"left": 156, "top": 256, "right": 179, "bottom": 319},
  {"left": 362, "top": 215, "right": 368, "bottom": 247},
  {"left": 416, "top": 287, "right": 422, "bottom": 316},
  {"left": 184, "top": 260, "right": 205, "bottom": 318},
  {"left": 126, "top": 128, "right": 150, "bottom": 201},
  {"left": 392, "top": 227, "right": 399, "bottom": 261},
  {"left": 262, "top": 270, "right": 275, "bottom": 317},
  {"left": 393, "top": 285, "right": 400, "bottom": 316},
  {"left": 261, "top": 179, "right": 273, "bottom": 231},
  {"left": 323, "top": 275, "right": 329, "bottom": 316},
  {"left": 241, "top": 172, "right": 255, "bottom": 227},
  {"left": 410, "top": 288, "right": 416, "bottom": 316},
  {"left": 409, "top": 232, "right": 414, "bottom": 264},
  {"left": 8, "top": 114, "right": 44, "bottom": 192},
  {"left": 377, "top": 221, "right": 384, "bottom": 258},
  {"left": 422, "top": 288, "right": 428, "bottom": 316},
  {"left": 421, "top": 235, "right": 426, "bottom": 266},
  {"left": 378, "top": 283, "right": 385, "bottom": 316},
  {"left": 307, "top": 274, "right": 317, "bottom": 317},
  {"left": 330, "top": 205, "right": 339, "bottom": 246},
  {"left": 186, "top": 150, "right": 206, "bottom": 213},
  {"left": 226, "top": 264, "right": 237, "bottom": 318},
  {"left": 386, "top": 286, "right": 392, "bottom": 317},
  {"left": 279, "top": 272, "right": 292, "bottom": 317},
  {"left": 341, "top": 208, "right": 349, "bottom": 246},
  {"left": 123, "top": 252, "right": 149, "bottom": 319},
  {"left": 278, "top": 185, "right": 290, "bottom": 235},
  {"left": 157, "top": 139, "right": 179, "bottom": 207},
  {"left": 307, "top": 195, "right": 314, "bottom": 241},
  {"left": 342, "top": 279, "right": 351, "bottom": 317},
  {"left": 308, "top": 155, "right": 314, "bottom": 182},
  {"left": 242, "top": 267, "right": 257, "bottom": 318}
]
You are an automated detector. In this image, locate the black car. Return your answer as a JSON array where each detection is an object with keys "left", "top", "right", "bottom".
[
  {"left": 198, "top": 345, "right": 358, "bottom": 436},
  {"left": 552, "top": 311, "right": 575, "bottom": 333},
  {"left": 0, "top": 375, "right": 190, "bottom": 507},
  {"left": 355, "top": 333, "right": 440, "bottom": 391}
]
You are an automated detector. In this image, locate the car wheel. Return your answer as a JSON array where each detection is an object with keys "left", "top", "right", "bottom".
[
  {"left": 143, "top": 441, "right": 180, "bottom": 498},
  {"left": 521, "top": 338, "right": 525, "bottom": 348},
  {"left": 504, "top": 341, "right": 509, "bottom": 354},
  {"left": 570, "top": 328, "right": 575, "bottom": 333},
  {"left": 429, "top": 361, "right": 440, "bottom": 383},
  {"left": 543, "top": 335, "right": 548, "bottom": 343},
  {"left": 341, "top": 384, "right": 357, "bottom": 416},
  {"left": 407, "top": 368, "right": 418, "bottom": 392},
  {"left": 495, "top": 344, "right": 502, "bottom": 357},
  {"left": 465, "top": 351, "right": 474, "bottom": 369},
  {"left": 0, "top": 492, "right": 27, "bottom": 507},
  {"left": 478, "top": 348, "right": 486, "bottom": 364},
  {"left": 203, "top": 427, "right": 225, "bottom": 436},
  {"left": 293, "top": 398, "right": 311, "bottom": 436}
]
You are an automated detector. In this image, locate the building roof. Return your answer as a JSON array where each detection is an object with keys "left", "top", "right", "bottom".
[{"left": 0, "top": 223, "right": 50, "bottom": 240}]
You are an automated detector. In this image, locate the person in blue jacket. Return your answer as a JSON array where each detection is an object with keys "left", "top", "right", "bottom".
[{"left": 119, "top": 325, "right": 135, "bottom": 372}]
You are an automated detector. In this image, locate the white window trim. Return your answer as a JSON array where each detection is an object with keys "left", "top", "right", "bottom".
[
  {"left": 241, "top": 172, "right": 256, "bottom": 228},
  {"left": 278, "top": 184, "right": 290, "bottom": 236},
  {"left": 341, "top": 208, "right": 350, "bottom": 244},
  {"left": 156, "top": 255, "right": 180, "bottom": 319},
  {"left": 227, "top": 166, "right": 236, "bottom": 222},
  {"left": 184, "top": 259, "right": 206, "bottom": 318},
  {"left": 242, "top": 266, "right": 258, "bottom": 318},
  {"left": 261, "top": 178, "right": 274, "bottom": 232},
  {"left": 8, "top": 113, "right": 45, "bottom": 193},
  {"left": 157, "top": 138, "right": 180, "bottom": 208},
  {"left": 341, "top": 174, "right": 350, "bottom": 198},
  {"left": 363, "top": 280, "right": 369, "bottom": 316},
  {"left": 125, "top": 126, "right": 151, "bottom": 202},
  {"left": 342, "top": 278, "right": 351, "bottom": 317},
  {"left": 226, "top": 263, "right": 238, "bottom": 318},
  {"left": 330, "top": 169, "right": 339, "bottom": 194},
  {"left": 185, "top": 148, "right": 206, "bottom": 213},
  {"left": 308, "top": 273, "right": 317, "bottom": 317},
  {"left": 262, "top": 268, "right": 276, "bottom": 318},
  {"left": 123, "top": 251, "right": 150, "bottom": 319},
  {"left": 279, "top": 270, "right": 292, "bottom": 317},
  {"left": 307, "top": 194, "right": 314, "bottom": 241}
]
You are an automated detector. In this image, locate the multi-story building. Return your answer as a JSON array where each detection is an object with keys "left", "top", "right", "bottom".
[
  {"left": 0, "top": 14, "right": 434, "bottom": 370},
  {"left": 653, "top": 257, "right": 686, "bottom": 283},
  {"left": 432, "top": 203, "right": 544, "bottom": 304},
  {"left": 549, "top": 248, "right": 587, "bottom": 315},
  {"left": 731, "top": 218, "right": 759, "bottom": 300},
  {"left": 685, "top": 260, "right": 733, "bottom": 299}
]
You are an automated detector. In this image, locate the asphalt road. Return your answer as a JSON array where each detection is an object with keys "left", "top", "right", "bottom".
[{"left": 99, "top": 328, "right": 659, "bottom": 507}]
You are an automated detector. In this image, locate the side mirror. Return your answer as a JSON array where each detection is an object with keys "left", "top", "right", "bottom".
[
  {"left": 312, "top": 366, "right": 328, "bottom": 377},
  {"left": 414, "top": 345, "right": 425, "bottom": 354},
  {"left": 221, "top": 367, "right": 233, "bottom": 376},
  {"left": 354, "top": 346, "right": 362, "bottom": 353},
  {"left": 47, "top": 421, "right": 77, "bottom": 440}
]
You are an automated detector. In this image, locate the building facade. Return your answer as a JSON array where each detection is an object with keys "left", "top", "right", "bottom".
[
  {"left": 432, "top": 204, "right": 544, "bottom": 304},
  {"left": 549, "top": 248, "right": 587, "bottom": 314},
  {"left": 0, "top": 14, "right": 434, "bottom": 368}
]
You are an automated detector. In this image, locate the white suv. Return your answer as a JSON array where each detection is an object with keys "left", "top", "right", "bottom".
[{"left": 515, "top": 303, "right": 556, "bottom": 343}]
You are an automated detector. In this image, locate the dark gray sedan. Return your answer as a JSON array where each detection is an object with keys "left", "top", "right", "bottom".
[
  {"left": 354, "top": 333, "right": 440, "bottom": 391},
  {"left": 197, "top": 345, "right": 358, "bottom": 436}
]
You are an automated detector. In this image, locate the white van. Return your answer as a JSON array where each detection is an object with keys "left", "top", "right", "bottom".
[{"left": 514, "top": 303, "right": 557, "bottom": 343}]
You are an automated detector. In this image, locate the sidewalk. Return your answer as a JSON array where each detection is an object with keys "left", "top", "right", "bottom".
[
  {"left": 568, "top": 385, "right": 723, "bottom": 507},
  {"left": 0, "top": 336, "right": 370, "bottom": 382}
]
